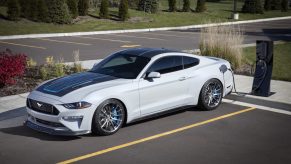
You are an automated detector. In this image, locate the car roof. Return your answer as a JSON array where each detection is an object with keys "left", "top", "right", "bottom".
[{"left": 119, "top": 48, "right": 180, "bottom": 58}]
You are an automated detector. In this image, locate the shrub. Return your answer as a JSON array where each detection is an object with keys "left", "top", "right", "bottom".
[
  {"left": 37, "top": 0, "right": 49, "bottom": 22},
  {"left": 264, "top": 0, "right": 271, "bottom": 10},
  {"left": 199, "top": 25, "right": 244, "bottom": 69},
  {"left": 78, "top": 0, "right": 89, "bottom": 16},
  {"left": 53, "top": 63, "right": 65, "bottom": 77},
  {"left": 47, "top": 0, "right": 72, "bottom": 24},
  {"left": 281, "top": 0, "right": 288, "bottom": 12},
  {"left": 137, "top": 0, "right": 159, "bottom": 13},
  {"left": 196, "top": 0, "right": 206, "bottom": 12},
  {"left": 67, "top": 0, "right": 79, "bottom": 19},
  {"left": 27, "top": 58, "right": 37, "bottom": 67},
  {"left": 242, "top": 0, "right": 263, "bottom": 14},
  {"left": 119, "top": 0, "right": 129, "bottom": 21},
  {"left": 99, "top": 0, "right": 109, "bottom": 19},
  {"left": 46, "top": 56, "right": 54, "bottom": 65},
  {"left": 0, "top": 51, "right": 27, "bottom": 86},
  {"left": 168, "top": 0, "right": 176, "bottom": 12},
  {"left": 7, "top": 0, "right": 20, "bottom": 21},
  {"left": 39, "top": 66, "right": 49, "bottom": 80},
  {"left": 183, "top": 0, "right": 190, "bottom": 12}
]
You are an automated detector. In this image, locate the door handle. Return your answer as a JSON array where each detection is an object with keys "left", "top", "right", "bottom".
[{"left": 179, "top": 77, "right": 187, "bottom": 81}]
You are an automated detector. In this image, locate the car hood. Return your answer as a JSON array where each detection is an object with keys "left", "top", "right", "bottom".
[{"left": 36, "top": 72, "right": 122, "bottom": 98}]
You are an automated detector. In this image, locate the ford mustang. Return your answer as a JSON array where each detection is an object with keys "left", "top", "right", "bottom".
[{"left": 25, "top": 48, "right": 233, "bottom": 136}]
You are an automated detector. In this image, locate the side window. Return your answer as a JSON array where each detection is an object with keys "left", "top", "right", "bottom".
[
  {"left": 147, "top": 56, "right": 183, "bottom": 74},
  {"left": 183, "top": 56, "right": 199, "bottom": 69}
]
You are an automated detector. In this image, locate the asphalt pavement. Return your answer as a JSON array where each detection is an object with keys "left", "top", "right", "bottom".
[
  {"left": 0, "top": 19, "right": 290, "bottom": 64},
  {"left": 0, "top": 103, "right": 290, "bottom": 164}
]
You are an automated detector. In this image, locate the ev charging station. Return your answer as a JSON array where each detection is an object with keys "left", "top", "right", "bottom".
[{"left": 252, "top": 40, "right": 274, "bottom": 97}]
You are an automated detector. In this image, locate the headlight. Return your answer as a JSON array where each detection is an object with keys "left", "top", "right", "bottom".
[{"left": 62, "top": 101, "right": 92, "bottom": 109}]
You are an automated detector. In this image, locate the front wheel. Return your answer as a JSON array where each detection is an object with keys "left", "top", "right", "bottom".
[
  {"left": 198, "top": 79, "right": 223, "bottom": 111},
  {"left": 92, "top": 99, "right": 125, "bottom": 136}
]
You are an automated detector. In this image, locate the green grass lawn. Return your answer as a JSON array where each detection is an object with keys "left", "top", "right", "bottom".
[
  {"left": 0, "top": 0, "right": 291, "bottom": 35},
  {"left": 243, "top": 42, "right": 291, "bottom": 82}
]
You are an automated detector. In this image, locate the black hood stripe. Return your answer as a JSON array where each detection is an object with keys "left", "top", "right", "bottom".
[{"left": 36, "top": 72, "right": 118, "bottom": 97}]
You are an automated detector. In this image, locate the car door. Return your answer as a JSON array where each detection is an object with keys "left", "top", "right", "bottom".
[{"left": 139, "top": 56, "right": 189, "bottom": 116}]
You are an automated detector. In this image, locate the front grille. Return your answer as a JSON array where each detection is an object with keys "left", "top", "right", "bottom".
[
  {"left": 27, "top": 99, "right": 59, "bottom": 115},
  {"left": 35, "top": 118, "right": 64, "bottom": 127}
]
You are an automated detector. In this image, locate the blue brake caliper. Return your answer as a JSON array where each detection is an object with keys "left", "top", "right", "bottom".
[{"left": 111, "top": 105, "right": 118, "bottom": 125}]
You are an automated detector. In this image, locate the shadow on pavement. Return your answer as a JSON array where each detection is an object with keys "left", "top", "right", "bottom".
[
  {"left": 0, "top": 125, "right": 81, "bottom": 141},
  {"left": 0, "top": 107, "right": 26, "bottom": 122},
  {"left": 126, "top": 106, "right": 203, "bottom": 127}
]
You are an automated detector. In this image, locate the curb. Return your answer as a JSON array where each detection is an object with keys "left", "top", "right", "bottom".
[{"left": 1, "top": 16, "right": 291, "bottom": 40}]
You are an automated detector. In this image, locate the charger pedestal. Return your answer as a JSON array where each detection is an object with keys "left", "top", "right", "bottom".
[{"left": 251, "top": 40, "right": 274, "bottom": 97}]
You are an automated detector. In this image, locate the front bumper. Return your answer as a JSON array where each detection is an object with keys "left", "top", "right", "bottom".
[
  {"left": 25, "top": 92, "right": 97, "bottom": 136},
  {"left": 24, "top": 119, "right": 90, "bottom": 136}
]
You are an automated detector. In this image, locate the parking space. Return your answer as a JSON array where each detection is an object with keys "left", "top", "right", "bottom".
[
  {"left": 0, "top": 18, "right": 290, "bottom": 64},
  {"left": 0, "top": 102, "right": 290, "bottom": 164}
]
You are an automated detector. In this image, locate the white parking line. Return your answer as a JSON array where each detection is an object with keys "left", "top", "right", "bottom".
[
  {"left": 223, "top": 99, "right": 291, "bottom": 116},
  {"left": 72, "top": 36, "right": 131, "bottom": 43},
  {"left": 108, "top": 34, "right": 165, "bottom": 41}
]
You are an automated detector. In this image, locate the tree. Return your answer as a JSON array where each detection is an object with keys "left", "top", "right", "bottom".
[
  {"left": 67, "top": 0, "right": 79, "bottom": 19},
  {"left": 99, "top": 0, "right": 109, "bottom": 18},
  {"left": 47, "top": 0, "right": 72, "bottom": 24},
  {"left": 196, "top": 0, "right": 206, "bottom": 12},
  {"left": 242, "top": 0, "right": 263, "bottom": 14},
  {"left": 281, "top": 0, "right": 288, "bottom": 12},
  {"left": 138, "top": 0, "right": 159, "bottom": 13},
  {"left": 78, "top": 0, "right": 89, "bottom": 16},
  {"left": 7, "top": 0, "right": 20, "bottom": 21},
  {"left": 119, "top": 0, "right": 129, "bottom": 21},
  {"left": 264, "top": 0, "right": 271, "bottom": 11},
  {"left": 28, "top": 0, "right": 38, "bottom": 21},
  {"left": 183, "top": 0, "right": 190, "bottom": 12},
  {"left": 271, "top": 0, "right": 281, "bottom": 10},
  {"left": 168, "top": 0, "right": 176, "bottom": 12},
  {"left": 37, "top": 0, "right": 49, "bottom": 22}
]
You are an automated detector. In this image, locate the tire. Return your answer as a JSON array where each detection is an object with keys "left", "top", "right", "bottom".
[
  {"left": 92, "top": 99, "right": 125, "bottom": 136},
  {"left": 198, "top": 79, "right": 223, "bottom": 111}
]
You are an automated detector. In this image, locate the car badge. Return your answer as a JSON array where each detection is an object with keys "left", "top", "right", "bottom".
[{"left": 36, "top": 102, "right": 43, "bottom": 108}]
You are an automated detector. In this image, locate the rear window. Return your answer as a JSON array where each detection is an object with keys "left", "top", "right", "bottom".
[{"left": 183, "top": 56, "right": 199, "bottom": 69}]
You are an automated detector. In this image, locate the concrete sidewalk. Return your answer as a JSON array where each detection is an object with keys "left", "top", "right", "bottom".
[{"left": 0, "top": 74, "right": 290, "bottom": 114}]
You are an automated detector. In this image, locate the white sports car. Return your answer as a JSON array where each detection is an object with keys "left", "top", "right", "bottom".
[{"left": 25, "top": 48, "right": 233, "bottom": 136}]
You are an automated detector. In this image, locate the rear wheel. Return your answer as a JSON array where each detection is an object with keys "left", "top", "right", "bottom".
[
  {"left": 198, "top": 79, "right": 223, "bottom": 111},
  {"left": 92, "top": 99, "right": 125, "bottom": 136}
]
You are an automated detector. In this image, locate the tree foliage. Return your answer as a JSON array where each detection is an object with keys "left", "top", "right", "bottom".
[
  {"left": 264, "top": 0, "right": 271, "bottom": 11},
  {"left": 47, "top": 0, "right": 72, "bottom": 24},
  {"left": 196, "top": 0, "right": 206, "bottom": 12},
  {"left": 119, "top": 0, "right": 129, "bottom": 21},
  {"left": 138, "top": 0, "right": 159, "bottom": 13},
  {"left": 99, "top": 0, "right": 109, "bottom": 18},
  {"left": 241, "top": 0, "right": 263, "bottom": 14},
  {"left": 183, "top": 0, "right": 190, "bottom": 12},
  {"left": 7, "top": 0, "right": 20, "bottom": 21},
  {"left": 168, "top": 0, "right": 176, "bottom": 12},
  {"left": 281, "top": 0, "right": 288, "bottom": 12},
  {"left": 78, "top": 0, "right": 89, "bottom": 16},
  {"left": 67, "top": 0, "right": 79, "bottom": 19}
]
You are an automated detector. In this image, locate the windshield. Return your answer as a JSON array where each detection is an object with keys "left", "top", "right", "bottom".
[{"left": 90, "top": 53, "right": 151, "bottom": 79}]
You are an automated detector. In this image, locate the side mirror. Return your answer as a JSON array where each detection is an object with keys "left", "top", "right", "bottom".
[{"left": 147, "top": 72, "right": 161, "bottom": 79}]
